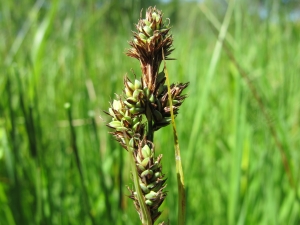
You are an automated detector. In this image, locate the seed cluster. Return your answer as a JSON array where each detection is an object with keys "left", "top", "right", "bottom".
[
  {"left": 106, "top": 6, "right": 188, "bottom": 224},
  {"left": 127, "top": 7, "right": 174, "bottom": 93},
  {"left": 129, "top": 140, "right": 166, "bottom": 222}
]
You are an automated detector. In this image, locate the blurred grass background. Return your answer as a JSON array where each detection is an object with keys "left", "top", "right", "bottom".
[{"left": 1, "top": 0, "right": 300, "bottom": 224}]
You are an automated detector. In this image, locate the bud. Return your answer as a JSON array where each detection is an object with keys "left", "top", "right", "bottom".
[
  {"left": 116, "top": 126, "right": 127, "bottom": 132},
  {"left": 123, "top": 116, "right": 133, "bottom": 124},
  {"left": 133, "top": 89, "right": 142, "bottom": 100},
  {"left": 135, "top": 101, "right": 142, "bottom": 108},
  {"left": 129, "top": 107, "right": 144, "bottom": 114},
  {"left": 141, "top": 169, "right": 153, "bottom": 178},
  {"left": 112, "top": 100, "right": 122, "bottom": 111},
  {"left": 143, "top": 87, "right": 150, "bottom": 99},
  {"left": 141, "top": 144, "right": 151, "bottom": 158},
  {"left": 132, "top": 122, "right": 140, "bottom": 132},
  {"left": 124, "top": 100, "right": 135, "bottom": 108},
  {"left": 125, "top": 88, "right": 133, "bottom": 97},
  {"left": 149, "top": 94, "right": 155, "bottom": 103},
  {"left": 140, "top": 183, "right": 150, "bottom": 194},
  {"left": 139, "top": 33, "right": 147, "bottom": 40},
  {"left": 134, "top": 79, "right": 142, "bottom": 90},
  {"left": 127, "top": 81, "right": 135, "bottom": 91},
  {"left": 146, "top": 182, "right": 155, "bottom": 189},
  {"left": 108, "top": 108, "right": 115, "bottom": 118},
  {"left": 129, "top": 138, "right": 134, "bottom": 148},
  {"left": 143, "top": 26, "right": 153, "bottom": 36},
  {"left": 108, "top": 121, "right": 122, "bottom": 129},
  {"left": 145, "top": 191, "right": 158, "bottom": 200},
  {"left": 137, "top": 164, "right": 146, "bottom": 173},
  {"left": 144, "top": 19, "right": 150, "bottom": 26},
  {"left": 154, "top": 172, "right": 162, "bottom": 178},
  {"left": 141, "top": 157, "right": 150, "bottom": 168},
  {"left": 145, "top": 200, "right": 153, "bottom": 206}
]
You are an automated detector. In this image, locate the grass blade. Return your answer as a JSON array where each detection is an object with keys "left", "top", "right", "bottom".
[
  {"left": 186, "top": 0, "right": 235, "bottom": 169},
  {"left": 64, "top": 103, "right": 97, "bottom": 225},
  {"left": 163, "top": 52, "right": 186, "bottom": 225}
]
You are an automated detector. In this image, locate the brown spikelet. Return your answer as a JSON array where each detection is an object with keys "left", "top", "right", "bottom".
[{"left": 127, "top": 6, "right": 174, "bottom": 92}]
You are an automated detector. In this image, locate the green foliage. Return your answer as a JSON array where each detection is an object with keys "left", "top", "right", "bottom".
[{"left": 1, "top": 0, "right": 300, "bottom": 225}]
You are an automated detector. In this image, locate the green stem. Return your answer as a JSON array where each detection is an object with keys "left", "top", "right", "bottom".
[
  {"left": 163, "top": 52, "right": 186, "bottom": 225},
  {"left": 65, "top": 103, "right": 97, "bottom": 225},
  {"left": 5, "top": 73, "right": 25, "bottom": 224},
  {"left": 90, "top": 115, "right": 113, "bottom": 222},
  {"left": 124, "top": 135, "right": 152, "bottom": 225}
]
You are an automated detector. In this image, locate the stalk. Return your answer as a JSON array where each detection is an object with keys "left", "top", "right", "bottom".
[
  {"left": 163, "top": 56, "right": 186, "bottom": 225},
  {"left": 65, "top": 103, "right": 96, "bottom": 225},
  {"left": 90, "top": 115, "right": 113, "bottom": 221},
  {"left": 5, "top": 73, "right": 25, "bottom": 224},
  {"left": 125, "top": 136, "right": 152, "bottom": 225}
]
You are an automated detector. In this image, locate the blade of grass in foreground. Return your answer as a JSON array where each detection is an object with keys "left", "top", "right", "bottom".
[{"left": 163, "top": 51, "right": 186, "bottom": 225}]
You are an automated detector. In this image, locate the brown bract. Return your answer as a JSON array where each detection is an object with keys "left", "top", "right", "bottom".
[{"left": 126, "top": 6, "right": 174, "bottom": 93}]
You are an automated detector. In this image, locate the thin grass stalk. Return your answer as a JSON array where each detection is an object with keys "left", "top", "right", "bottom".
[
  {"left": 163, "top": 53, "right": 186, "bottom": 225},
  {"left": 4, "top": 74, "right": 17, "bottom": 171},
  {"left": 65, "top": 103, "right": 97, "bottom": 225},
  {"left": 221, "top": 43, "right": 296, "bottom": 191},
  {"left": 201, "top": 0, "right": 300, "bottom": 212},
  {"left": 4, "top": 0, "right": 44, "bottom": 66},
  {"left": 85, "top": 75, "right": 114, "bottom": 219},
  {"left": 201, "top": 0, "right": 296, "bottom": 189},
  {"left": 15, "top": 70, "right": 38, "bottom": 158},
  {"left": 28, "top": 106, "right": 39, "bottom": 158},
  {"left": 0, "top": 131, "right": 17, "bottom": 225},
  {"left": 228, "top": 72, "right": 243, "bottom": 225},
  {"left": 124, "top": 135, "right": 152, "bottom": 225},
  {"left": 118, "top": 143, "right": 124, "bottom": 212},
  {"left": 186, "top": 0, "right": 235, "bottom": 168},
  {"left": 198, "top": 3, "right": 236, "bottom": 49},
  {"left": 28, "top": 105, "right": 45, "bottom": 223},
  {"left": 89, "top": 115, "right": 113, "bottom": 222},
  {"left": 15, "top": 69, "right": 45, "bottom": 222},
  {"left": 15, "top": 69, "right": 44, "bottom": 222},
  {"left": 29, "top": 79, "right": 53, "bottom": 223},
  {"left": 4, "top": 74, "right": 25, "bottom": 224}
]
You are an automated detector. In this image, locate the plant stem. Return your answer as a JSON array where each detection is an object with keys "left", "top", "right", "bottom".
[
  {"left": 163, "top": 52, "right": 186, "bottom": 225},
  {"left": 90, "top": 116, "right": 113, "bottom": 222},
  {"left": 65, "top": 103, "right": 97, "bottom": 225},
  {"left": 124, "top": 136, "right": 152, "bottom": 225}
]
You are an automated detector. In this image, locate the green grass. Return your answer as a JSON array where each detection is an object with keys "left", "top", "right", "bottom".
[{"left": 1, "top": 0, "right": 300, "bottom": 224}]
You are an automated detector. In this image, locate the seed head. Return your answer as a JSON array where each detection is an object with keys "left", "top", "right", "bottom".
[
  {"left": 106, "top": 6, "right": 188, "bottom": 224},
  {"left": 127, "top": 6, "right": 174, "bottom": 92}
]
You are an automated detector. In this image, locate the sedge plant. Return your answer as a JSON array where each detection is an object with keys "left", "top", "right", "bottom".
[{"left": 106, "top": 7, "right": 188, "bottom": 225}]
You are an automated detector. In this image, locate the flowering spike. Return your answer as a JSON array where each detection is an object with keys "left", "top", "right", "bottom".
[{"left": 106, "top": 6, "right": 188, "bottom": 224}]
